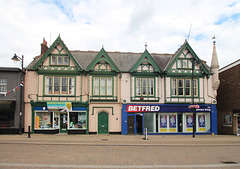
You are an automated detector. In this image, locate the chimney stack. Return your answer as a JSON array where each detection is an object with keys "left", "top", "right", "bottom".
[{"left": 41, "top": 38, "right": 48, "bottom": 55}]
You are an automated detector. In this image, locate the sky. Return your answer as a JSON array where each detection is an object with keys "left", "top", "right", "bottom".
[{"left": 0, "top": 0, "right": 239, "bottom": 69}]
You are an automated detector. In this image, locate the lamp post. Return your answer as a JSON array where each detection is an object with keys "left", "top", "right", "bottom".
[
  {"left": 11, "top": 54, "right": 24, "bottom": 135},
  {"left": 191, "top": 59, "right": 196, "bottom": 138}
]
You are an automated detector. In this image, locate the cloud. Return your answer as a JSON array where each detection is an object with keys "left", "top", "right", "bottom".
[{"left": 0, "top": 0, "right": 239, "bottom": 69}]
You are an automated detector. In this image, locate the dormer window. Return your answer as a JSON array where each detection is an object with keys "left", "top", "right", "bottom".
[
  {"left": 177, "top": 59, "right": 192, "bottom": 69},
  {"left": 51, "top": 56, "right": 69, "bottom": 65}
]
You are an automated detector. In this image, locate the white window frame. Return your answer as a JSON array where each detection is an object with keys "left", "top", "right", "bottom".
[
  {"left": 0, "top": 79, "right": 7, "bottom": 93},
  {"left": 136, "top": 77, "right": 154, "bottom": 97},
  {"left": 93, "top": 77, "right": 113, "bottom": 96}
]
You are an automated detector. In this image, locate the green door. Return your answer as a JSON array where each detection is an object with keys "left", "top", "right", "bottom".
[
  {"left": 60, "top": 113, "right": 68, "bottom": 133},
  {"left": 98, "top": 112, "right": 108, "bottom": 134}
]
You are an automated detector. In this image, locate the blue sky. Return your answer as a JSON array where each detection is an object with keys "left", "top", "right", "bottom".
[{"left": 0, "top": 0, "right": 239, "bottom": 68}]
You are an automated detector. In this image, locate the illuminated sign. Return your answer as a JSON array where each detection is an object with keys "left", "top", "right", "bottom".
[{"left": 127, "top": 105, "right": 160, "bottom": 113}]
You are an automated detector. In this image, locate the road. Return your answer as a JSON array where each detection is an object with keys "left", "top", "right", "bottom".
[{"left": 0, "top": 134, "right": 240, "bottom": 168}]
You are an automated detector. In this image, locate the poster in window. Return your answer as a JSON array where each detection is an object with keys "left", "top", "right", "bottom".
[
  {"left": 169, "top": 115, "right": 176, "bottom": 128},
  {"left": 160, "top": 115, "right": 167, "bottom": 128},
  {"left": 186, "top": 115, "right": 193, "bottom": 128},
  {"left": 198, "top": 114, "right": 205, "bottom": 127}
]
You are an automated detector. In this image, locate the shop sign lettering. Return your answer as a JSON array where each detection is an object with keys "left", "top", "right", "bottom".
[{"left": 127, "top": 105, "right": 160, "bottom": 112}]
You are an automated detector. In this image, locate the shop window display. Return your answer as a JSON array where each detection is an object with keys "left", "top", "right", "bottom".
[
  {"left": 35, "top": 112, "right": 53, "bottom": 129},
  {"left": 69, "top": 112, "right": 86, "bottom": 129}
]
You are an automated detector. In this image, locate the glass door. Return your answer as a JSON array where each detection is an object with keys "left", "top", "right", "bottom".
[{"left": 60, "top": 113, "right": 68, "bottom": 133}]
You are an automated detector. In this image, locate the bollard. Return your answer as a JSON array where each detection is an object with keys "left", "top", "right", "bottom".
[
  {"left": 144, "top": 128, "right": 148, "bottom": 140},
  {"left": 28, "top": 126, "right": 31, "bottom": 138}
]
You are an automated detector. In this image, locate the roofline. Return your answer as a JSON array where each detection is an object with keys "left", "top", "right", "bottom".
[
  {"left": 219, "top": 59, "right": 240, "bottom": 73},
  {"left": 0, "top": 67, "right": 22, "bottom": 72},
  {"left": 70, "top": 50, "right": 173, "bottom": 55}
]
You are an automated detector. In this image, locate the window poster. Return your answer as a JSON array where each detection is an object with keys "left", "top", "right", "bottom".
[
  {"left": 169, "top": 115, "right": 177, "bottom": 132},
  {"left": 160, "top": 115, "right": 167, "bottom": 128},
  {"left": 186, "top": 115, "right": 193, "bottom": 128},
  {"left": 169, "top": 115, "right": 176, "bottom": 128},
  {"left": 198, "top": 114, "right": 205, "bottom": 127},
  {"left": 160, "top": 115, "right": 167, "bottom": 132}
]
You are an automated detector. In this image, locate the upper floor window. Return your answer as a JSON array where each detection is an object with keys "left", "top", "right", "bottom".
[
  {"left": 93, "top": 77, "right": 112, "bottom": 96},
  {"left": 51, "top": 56, "right": 69, "bottom": 65},
  {"left": 171, "top": 78, "right": 198, "bottom": 97},
  {"left": 45, "top": 76, "right": 75, "bottom": 95},
  {"left": 136, "top": 78, "right": 154, "bottom": 97},
  {"left": 0, "top": 79, "right": 7, "bottom": 93},
  {"left": 177, "top": 59, "right": 192, "bottom": 69}
]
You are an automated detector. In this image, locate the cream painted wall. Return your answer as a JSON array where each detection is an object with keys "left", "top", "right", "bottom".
[{"left": 88, "top": 103, "right": 122, "bottom": 133}]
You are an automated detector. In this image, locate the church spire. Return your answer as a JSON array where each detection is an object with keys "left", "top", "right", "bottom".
[
  {"left": 210, "top": 36, "right": 220, "bottom": 95},
  {"left": 211, "top": 36, "right": 219, "bottom": 69}
]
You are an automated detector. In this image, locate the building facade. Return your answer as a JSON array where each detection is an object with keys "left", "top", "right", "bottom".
[
  {"left": 217, "top": 59, "right": 240, "bottom": 135},
  {"left": 24, "top": 36, "right": 219, "bottom": 135},
  {"left": 0, "top": 67, "right": 24, "bottom": 134}
]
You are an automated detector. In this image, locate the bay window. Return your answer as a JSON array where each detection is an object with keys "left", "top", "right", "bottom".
[
  {"left": 171, "top": 78, "right": 198, "bottom": 97},
  {"left": 45, "top": 76, "right": 75, "bottom": 95},
  {"left": 93, "top": 77, "right": 113, "bottom": 96},
  {"left": 136, "top": 78, "right": 154, "bottom": 97}
]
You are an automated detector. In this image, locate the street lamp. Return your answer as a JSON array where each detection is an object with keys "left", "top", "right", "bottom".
[{"left": 11, "top": 54, "right": 24, "bottom": 135}]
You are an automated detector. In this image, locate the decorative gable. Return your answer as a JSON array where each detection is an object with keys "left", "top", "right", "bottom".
[
  {"left": 130, "top": 50, "right": 162, "bottom": 74},
  {"left": 33, "top": 35, "right": 82, "bottom": 74},
  {"left": 165, "top": 40, "right": 211, "bottom": 78},
  {"left": 86, "top": 48, "right": 120, "bottom": 73}
]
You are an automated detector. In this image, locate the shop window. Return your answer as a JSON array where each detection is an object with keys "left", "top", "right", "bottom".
[
  {"left": 223, "top": 114, "right": 232, "bottom": 124},
  {"left": 171, "top": 78, "right": 198, "bottom": 97},
  {"left": 136, "top": 78, "right": 154, "bottom": 97},
  {"left": 69, "top": 112, "right": 87, "bottom": 129},
  {"left": 0, "top": 110, "right": 14, "bottom": 127},
  {"left": 35, "top": 112, "right": 53, "bottom": 129},
  {"left": 93, "top": 77, "right": 113, "bottom": 96},
  {"left": 45, "top": 76, "right": 75, "bottom": 95},
  {"left": 0, "top": 79, "right": 7, "bottom": 93}
]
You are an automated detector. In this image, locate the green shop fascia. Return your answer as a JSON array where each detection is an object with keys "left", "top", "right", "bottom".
[{"left": 30, "top": 101, "right": 89, "bottom": 134}]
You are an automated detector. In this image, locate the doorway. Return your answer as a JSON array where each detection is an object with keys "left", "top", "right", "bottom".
[
  {"left": 98, "top": 112, "right": 108, "bottom": 134},
  {"left": 178, "top": 113, "right": 182, "bottom": 132},
  {"left": 60, "top": 113, "right": 68, "bottom": 133},
  {"left": 136, "top": 115, "right": 143, "bottom": 134},
  {"left": 127, "top": 116, "right": 135, "bottom": 135}
]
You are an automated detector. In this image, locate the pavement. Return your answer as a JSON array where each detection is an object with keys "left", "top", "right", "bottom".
[{"left": 0, "top": 134, "right": 240, "bottom": 169}]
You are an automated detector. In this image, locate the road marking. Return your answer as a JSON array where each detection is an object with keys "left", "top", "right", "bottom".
[{"left": 0, "top": 163, "right": 240, "bottom": 168}]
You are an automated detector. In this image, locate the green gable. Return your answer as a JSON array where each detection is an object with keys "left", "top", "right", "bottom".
[
  {"left": 165, "top": 40, "right": 211, "bottom": 77},
  {"left": 86, "top": 48, "right": 120, "bottom": 72},
  {"left": 130, "top": 50, "right": 162, "bottom": 74},
  {"left": 32, "top": 35, "right": 82, "bottom": 71}
]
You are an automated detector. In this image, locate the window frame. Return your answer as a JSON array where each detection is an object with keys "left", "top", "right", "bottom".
[
  {"left": 51, "top": 55, "right": 69, "bottom": 66},
  {"left": 0, "top": 79, "right": 7, "bottom": 93},
  {"left": 171, "top": 78, "right": 198, "bottom": 97},
  {"left": 92, "top": 76, "right": 113, "bottom": 96},
  {"left": 135, "top": 77, "right": 155, "bottom": 97},
  {"left": 177, "top": 59, "right": 192, "bottom": 69},
  {"left": 45, "top": 76, "right": 75, "bottom": 95}
]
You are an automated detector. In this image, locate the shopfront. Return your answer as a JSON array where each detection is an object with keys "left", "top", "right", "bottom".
[
  {"left": 121, "top": 104, "right": 217, "bottom": 135},
  {"left": 31, "top": 101, "right": 88, "bottom": 134}
]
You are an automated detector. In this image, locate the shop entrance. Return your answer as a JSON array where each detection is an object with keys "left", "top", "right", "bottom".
[
  {"left": 98, "top": 112, "right": 108, "bottom": 134},
  {"left": 127, "top": 116, "right": 135, "bottom": 135},
  {"left": 136, "top": 115, "right": 143, "bottom": 134},
  {"left": 60, "top": 113, "right": 68, "bottom": 133}
]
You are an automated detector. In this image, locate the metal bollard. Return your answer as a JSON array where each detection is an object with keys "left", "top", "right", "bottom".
[
  {"left": 28, "top": 126, "right": 31, "bottom": 138},
  {"left": 144, "top": 128, "right": 148, "bottom": 140}
]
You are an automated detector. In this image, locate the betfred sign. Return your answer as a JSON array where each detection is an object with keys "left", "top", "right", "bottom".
[{"left": 127, "top": 105, "right": 160, "bottom": 113}]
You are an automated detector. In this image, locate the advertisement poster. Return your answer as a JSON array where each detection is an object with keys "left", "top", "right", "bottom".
[
  {"left": 160, "top": 115, "right": 167, "bottom": 128},
  {"left": 169, "top": 115, "right": 176, "bottom": 128},
  {"left": 198, "top": 114, "right": 205, "bottom": 127},
  {"left": 186, "top": 115, "right": 193, "bottom": 128}
]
